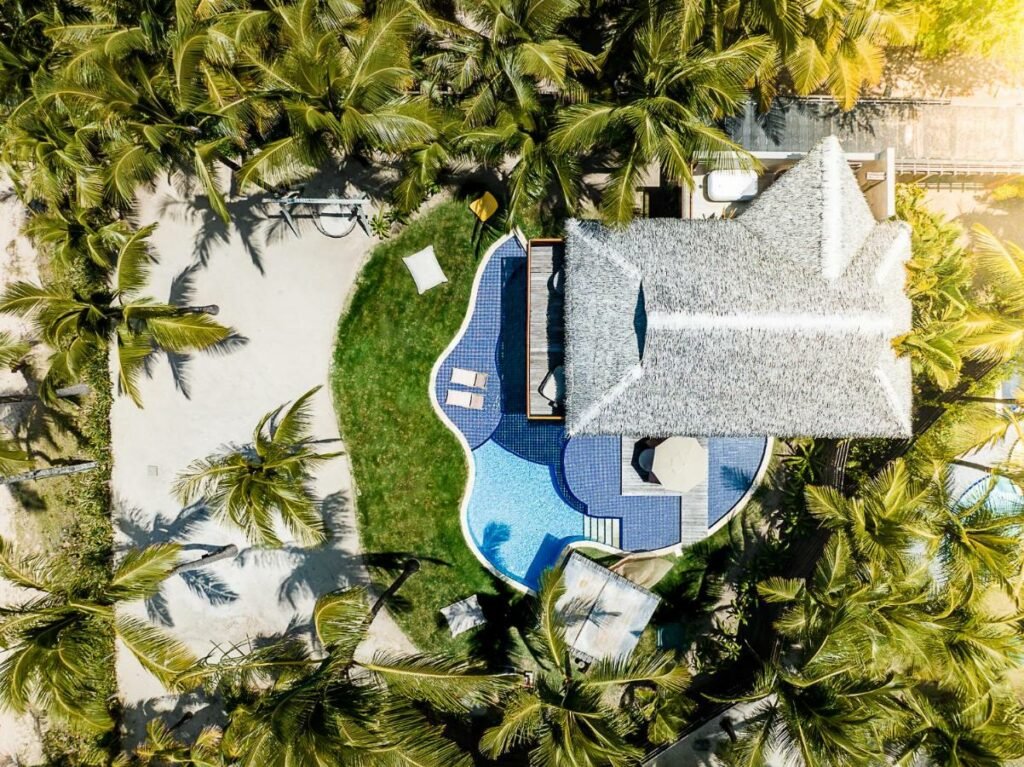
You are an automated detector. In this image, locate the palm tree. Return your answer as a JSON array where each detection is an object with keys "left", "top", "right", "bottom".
[
  {"left": 480, "top": 569, "right": 691, "bottom": 765},
  {"left": 804, "top": 460, "right": 939, "bottom": 573},
  {"left": 226, "top": 0, "right": 442, "bottom": 197},
  {"left": 0, "top": 539, "right": 197, "bottom": 732},
  {"left": 427, "top": 0, "right": 596, "bottom": 222},
  {"left": 184, "top": 584, "right": 512, "bottom": 767},
  {"left": 931, "top": 468, "right": 1024, "bottom": 601},
  {"left": 729, "top": 538, "right": 927, "bottom": 766},
  {"left": 894, "top": 690, "right": 1024, "bottom": 767},
  {"left": 25, "top": 0, "right": 245, "bottom": 219},
  {"left": 0, "top": 330, "right": 29, "bottom": 370},
  {"left": 0, "top": 223, "right": 232, "bottom": 405},
  {"left": 553, "top": 19, "right": 774, "bottom": 224},
  {"left": 115, "top": 719, "right": 226, "bottom": 767},
  {"left": 174, "top": 387, "right": 339, "bottom": 547}
]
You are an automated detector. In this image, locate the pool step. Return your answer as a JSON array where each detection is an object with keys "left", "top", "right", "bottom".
[{"left": 583, "top": 515, "right": 621, "bottom": 549}]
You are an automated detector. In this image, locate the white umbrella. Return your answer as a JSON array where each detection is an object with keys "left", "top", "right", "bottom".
[{"left": 652, "top": 437, "right": 707, "bottom": 493}]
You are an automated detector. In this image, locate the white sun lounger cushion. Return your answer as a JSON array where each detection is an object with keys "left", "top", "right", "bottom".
[
  {"left": 451, "top": 367, "right": 488, "bottom": 388},
  {"left": 446, "top": 389, "right": 484, "bottom": 410},
  {"left": 440, "top": 594, "right": 486, "bottom": 637},
  {"left": 403, "top": 245, "right": 448, "bottom": 295}
]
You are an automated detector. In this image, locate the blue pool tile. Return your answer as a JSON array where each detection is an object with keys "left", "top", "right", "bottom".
[{"left": 707, "top": 438, "right": 770, "bottom": 526}]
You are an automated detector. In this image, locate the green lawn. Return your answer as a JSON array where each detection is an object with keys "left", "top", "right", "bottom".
[{"left": 331, "top": 201, "right": 502, "bottom": 652}]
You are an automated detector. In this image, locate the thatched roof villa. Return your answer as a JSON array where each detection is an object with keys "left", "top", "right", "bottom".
[{"left": 563, "top": 136, "right": 913, "bottom": 439}]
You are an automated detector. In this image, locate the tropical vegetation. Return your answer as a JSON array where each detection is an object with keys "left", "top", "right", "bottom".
[
  {"left": 174, "top": 386, "right": 339, "bottom": 546},
  {"left": 183, "top": 583, "right": 513, "bottom": 766},
  {"left": 0, "top": 539, "right": 195, "bottom": 732},
  {"left": 0, "top": 0, "right": 1021, "bottom": 763},
  {"left": 481, "top": 570, "right": 691, "bottom": 764}
]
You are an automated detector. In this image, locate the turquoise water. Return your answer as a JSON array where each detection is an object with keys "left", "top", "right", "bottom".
[
  {"left": 466, "top": 439, "right": 584, "bottom": 589},
  {"left": 957, "top": 476, "right": 1024, "bottom": 514}
]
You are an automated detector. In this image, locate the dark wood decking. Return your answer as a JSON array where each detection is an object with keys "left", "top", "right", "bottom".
[{"left": 527, "top": 239, "right": 565, "bottom": 420}]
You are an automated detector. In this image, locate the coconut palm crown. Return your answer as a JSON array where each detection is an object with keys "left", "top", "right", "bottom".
[
  {"left": 184, "top": 585, "right": 513, "bottom": 767},
  {"left": 481, "top": 568, "right": 692, "bottom": 765},
  {"left": 0, "top": 539, "right": 196, "bottom": 732},
  {"left": 0, "top": 223, "right": 232, "bottom": 405},
  {"left": 174, "top": 386, "right": 338, "bottom": 547}
]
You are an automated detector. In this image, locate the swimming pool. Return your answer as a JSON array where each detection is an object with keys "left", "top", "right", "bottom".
[
  {"left": 465, "top": 439, "right": 584, "bottom": 589},
  {"left": 956, "top": 475, "right": 1024, "bottom": 514},
  {"left": 432, "top": 233, "right": 772, "bottom": 592}
]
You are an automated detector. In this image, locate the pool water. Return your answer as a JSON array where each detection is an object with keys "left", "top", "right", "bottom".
[
  {"left": 956, "top": 476, "right": 1024, "bottom": 514},
  {"left": 465, "top": 439, "right": 584, "bottom": 590}
]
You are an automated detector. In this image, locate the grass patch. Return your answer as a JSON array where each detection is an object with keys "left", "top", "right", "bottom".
[{"left": 331, "top": 201, "right": 502, "bottom": 652}]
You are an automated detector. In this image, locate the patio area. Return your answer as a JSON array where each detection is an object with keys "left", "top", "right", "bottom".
[{"left": 431, "top": 234, "right": 771, "bottom": 591}]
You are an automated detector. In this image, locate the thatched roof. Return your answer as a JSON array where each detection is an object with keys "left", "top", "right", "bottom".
[{"left": 564, "top": 136, "right": 912, "bottom": 439}]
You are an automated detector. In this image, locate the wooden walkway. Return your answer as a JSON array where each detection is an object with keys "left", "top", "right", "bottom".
[
  {"left": 527, "top": 240, "right": 565, "bottom": 419},
  {"left": 618, "top": 438, "right": 709, "bottom": 546},
  {"left": 729, "top": 98, "right": 1024, "bottom": 174}
]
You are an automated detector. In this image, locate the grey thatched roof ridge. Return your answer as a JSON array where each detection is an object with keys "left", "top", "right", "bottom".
[{"left": 563, "top": 136, "right": 913, "bottom": 439}]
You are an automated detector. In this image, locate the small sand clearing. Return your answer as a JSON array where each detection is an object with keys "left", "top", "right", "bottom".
[{"left": 111, "top": 173, "right": 413, "bottom": 738}]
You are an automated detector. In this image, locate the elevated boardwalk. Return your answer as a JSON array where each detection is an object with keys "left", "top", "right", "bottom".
[
  {"left": 527, "top": 239, "right": 565, "bottom": 419},
  {"left": 728, "top": 97, "right": 1024, "bottom": 175}
]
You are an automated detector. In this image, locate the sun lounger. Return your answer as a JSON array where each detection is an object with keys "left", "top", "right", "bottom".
[
  {"left": 451, "top": 367, "right": 488, "bottom": 389},
  {"left": 446, "top": 389, "right": 484, "bottom": 410}
]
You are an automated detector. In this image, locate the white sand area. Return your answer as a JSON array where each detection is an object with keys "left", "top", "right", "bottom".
[{"left": 111, "top": 176, "right": 412, "bottom": 735}]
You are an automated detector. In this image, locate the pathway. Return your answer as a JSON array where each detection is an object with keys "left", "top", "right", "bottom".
[
  {"left": 729, "top": 97, "right": 1024, "bottom": 174},
  {"left": 111, "top": 174, "right": 412, "bottom": 738}
]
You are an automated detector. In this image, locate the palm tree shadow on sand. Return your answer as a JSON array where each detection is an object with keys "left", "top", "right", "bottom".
[
  {"left": 131, "top": 262, "right": 250, "bottom": 399},
  {"left": 115, "top": 499, "right": 240, "bottom": 627}
]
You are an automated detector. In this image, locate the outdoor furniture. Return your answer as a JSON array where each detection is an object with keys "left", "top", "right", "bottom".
[
  {"left": 451, "top": 367, "right": 488, "bottom": 389},
  {"left": 705, "top": 169, "right": 759, "bottom": 202},
  {"left": 440, "top": 594, "right": 486, "bottom": 637},
  {"left": 637, "top": 448, "right": 655, "bottom": 473},
  {"left": 469, "top": 191, "right": 499, "bottom": 222},
  {"left": 403, "top": 245, "right": 448, "bottom": 294},
  {"left": 550, "top": 269, "right": 565, "bottom": 295},
  {"left": 538, "top": 365, "right": 565, "bottom": 405},
  {"left": 651, "top": 437, "right": 707, "bottom": 493},
  {"left": 446, "top": 389, "right": 484, "bottom": 410},
  {"left": 315, "top": 200, "right": 359, "bottom": 238}
]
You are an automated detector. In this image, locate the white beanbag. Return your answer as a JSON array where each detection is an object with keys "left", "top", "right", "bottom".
[{"left": 403, "top": 245, "right": 448, "bottom": 295}]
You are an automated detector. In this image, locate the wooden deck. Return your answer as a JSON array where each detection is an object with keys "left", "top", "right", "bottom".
[
  {"left": 619, "top": 437, "right": 709, "bottom": 546},
  {"left": 527, "top": 239, "right": 565, "bottom": 419}
]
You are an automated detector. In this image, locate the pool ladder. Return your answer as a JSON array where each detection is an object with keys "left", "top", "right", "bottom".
[{"left": 583, "top": 515, "right": 621, "bottom": 549}]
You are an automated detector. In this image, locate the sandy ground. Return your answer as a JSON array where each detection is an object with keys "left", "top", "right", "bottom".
[
  {"left": 111, "top": 173, "right": 413, "bottom": 738},
  {"left": 0, "top": 183, "right": 46, "bottom": 766}
]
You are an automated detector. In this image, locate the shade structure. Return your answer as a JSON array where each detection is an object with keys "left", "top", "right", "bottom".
[{"left": 652, "top": 437, "right": 707, "bottom": 493}]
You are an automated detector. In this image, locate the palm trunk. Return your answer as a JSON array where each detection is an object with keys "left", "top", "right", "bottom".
[
  {"left": 369, "top": 559, "right": 420, "bottom": 620},
  {"left": 171, "top": 544, "right": 239, "bottom": 575},
  {"left": 0, "top": 460, "right": 98, "bottom": 484},
  {"left": 178, "top": 305, "right": 219, "bottom": 316},
  {"left": 0, "top": 383, "right": 90, "bottom": 405},
  {"left": 958, "top": 396, "right": 1020, "bottom": 404},
  {"left": 951, "top": 458, "right": 996, "bottom": 473}
]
